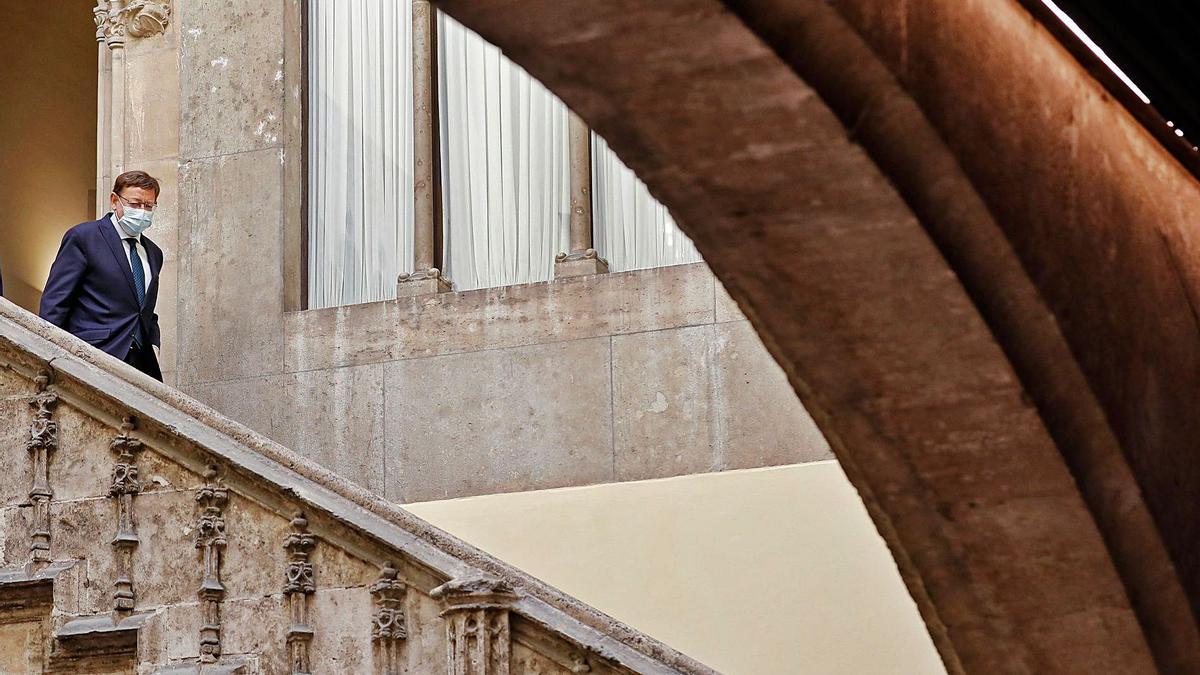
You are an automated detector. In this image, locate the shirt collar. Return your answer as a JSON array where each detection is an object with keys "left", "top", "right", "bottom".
[{"left": 110, "top": 212, "right": 142, "bottom": 244}]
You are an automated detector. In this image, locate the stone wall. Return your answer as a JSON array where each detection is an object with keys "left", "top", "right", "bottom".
[
  {"left": 183, "top": 263, "right": 831, "bottom": 502},
  {"left": 114, "top": 0, "right": 832, "bottom": 502}
]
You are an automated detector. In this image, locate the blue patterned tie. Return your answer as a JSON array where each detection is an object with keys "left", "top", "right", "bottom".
[{"left": 126, "top": 239, "right": 146, "bottom": 347}]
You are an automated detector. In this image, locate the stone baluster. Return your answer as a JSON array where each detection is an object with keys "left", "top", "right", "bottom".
[
  {"left": 195, "top": 462, "right": 228, "bottom": 664},
  {"left": 371, "top": 563, "right": 408, "bottom": 675},
  {"left": 399, "top": 0, "right": 452, "bottom": 297},
  {"left": 433, "top": 576, "right": 518, "bottom": 675},
  {"left": 26, "top": 372, "right": 58, "bottom": 569},
  {"left": 555, "top": 112, "right": 609, "bottom": 278},
  {"left": 109, "top": 416, "right": 144, "bottom": 613},
  {"left": 283, "top": 512, "right": 317, "bottom": 674}
]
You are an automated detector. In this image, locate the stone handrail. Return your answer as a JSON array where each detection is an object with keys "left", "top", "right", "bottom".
[{"left": 0, "top": 296, "right": 716, "bottom": 674}]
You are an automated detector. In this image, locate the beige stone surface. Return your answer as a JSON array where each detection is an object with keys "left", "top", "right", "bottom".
[
  {"left": 713, "top": 321, "right": 832, "bottom": 470},
  {"left": 125, "top": 42, "right": 180, "bottom": 165},
  {"left": 283, "top": 364, "right": 387, "bottom": 494},
  {"left": 612, "top": 326, "right": 714, "bottom": 482},
  {"left": 0, "top": 619, "right": 46, "bottom": 674},
  {"left": 613, "top": 322, "right": 831, "bottom": 481},
  {"left": 384, "top": 337, "right": 614, "bottom": 502},
  {"left": 307, "top": 587, "right": 373, "bottom": 672},
  {"left": 185, "top": 374, "right": 292, "bottom": 444},
  {"left": 713, "top": 281, "right": 746, "bottom": 324},
  {"left": 177, "top": 150, "right": 284, "bottom": 385},
  {"left": 0, "top": 398, "right": 31, "bottom": 506},
  {"left": 286, "top": 262, "right": 716, "bottom": 372},
  {"left": 177, "top": 0, "right": 284, "bottom": 160}
]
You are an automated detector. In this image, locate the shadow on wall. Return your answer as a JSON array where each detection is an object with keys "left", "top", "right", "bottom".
[{"left": 0, "top": 0, "right": 97, "bottom": 314}]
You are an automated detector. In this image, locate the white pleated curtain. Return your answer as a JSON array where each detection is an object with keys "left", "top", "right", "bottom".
[
  {"left": 308, "top": 0, "right": 415, "bottom": 310},
  {"left": 438, "top": 13, "right": 569, "bottom": 292},
  {"left": 307, "top": 2, "right": 701, "bottom": 307},
  {"left": 591, "top": 135, "right": 703, "bottom": 271}
]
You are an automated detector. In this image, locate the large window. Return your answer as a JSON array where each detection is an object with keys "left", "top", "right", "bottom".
[{"left": 307, "top": 2, "right": 700, "bottom": 309}]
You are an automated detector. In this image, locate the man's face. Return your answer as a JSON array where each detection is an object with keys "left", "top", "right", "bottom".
[{"left": 110, "top": 187, "right": 158, "bottom": 220}]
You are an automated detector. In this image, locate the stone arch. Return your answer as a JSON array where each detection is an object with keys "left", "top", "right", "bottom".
[{"left": 431, "top": 0, "right": 1200, "bottom": 672}]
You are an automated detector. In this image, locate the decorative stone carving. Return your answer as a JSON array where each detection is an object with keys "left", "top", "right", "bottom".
[
  {"left": 283, "top": 512, "right": 317, "bottom": 674},
  {"left": 433, "top": 576, "right": 518, "bottom": 675},
  {"left": 396, "top": 267, "right": 452, "bottom": 297},
  {"left": 26, "top": 371, "right": 58, "bottom": 567},
  {"left": 553, "top": 249, "right": 610, "bottom": 278},
  {"left": 109, "top": 416, "right": 144, "bottom": 613},
  {"left": 195, "top": 462, "right": 229, "bottom": 664},
  {"left": 94, "top": 0, "right": 172, "bottom": 49},
  {"left": 569, "top": 652, "right": 592, "bottom": 673},
  {"left": 370, "top": 563, "right": 407, "bottom": 674}
]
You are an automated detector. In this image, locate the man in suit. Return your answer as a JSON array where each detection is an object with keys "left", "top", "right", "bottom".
[{"left": 41, "top": 171, "right": 165, "bottom": 381}]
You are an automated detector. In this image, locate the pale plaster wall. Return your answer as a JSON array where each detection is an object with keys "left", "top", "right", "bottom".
[
  {"left": 406, "top": 461, "right": 945, "bottom": 675},
  {"left": 0, "top": 0, "right": 97, "bottom": 314}
]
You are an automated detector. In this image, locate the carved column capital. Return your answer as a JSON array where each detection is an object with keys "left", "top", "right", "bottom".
[{"left": 96, "top": 0, "right": 172, "bottom": 49}]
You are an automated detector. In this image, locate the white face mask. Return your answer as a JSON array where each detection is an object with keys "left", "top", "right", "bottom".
[{"left": 115, "top": 194, "right": 154, "bottom": 235}]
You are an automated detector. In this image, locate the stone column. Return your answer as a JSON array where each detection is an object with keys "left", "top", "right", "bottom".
[
  {"left": 93, "top": 1, "right": 173, "bottom": 199},
  {"left": 399, "top": 0, "right": 452, "bottom": 298},
  {"left": 107, "top": 32, "right": 127, "bottom": 181},
  {"left": 555, "top": 112, "right": 609, "bottom": 278},
  {"left": 433, "top": 576, "right": 517, "bottom": 675},
  {"left": 94, "top": 2, "right": 112, "bottom": 216}
]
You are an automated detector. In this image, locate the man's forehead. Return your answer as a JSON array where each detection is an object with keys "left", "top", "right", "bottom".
[{"left": 118, "top": 186, "right": 157, "bottom": 200}]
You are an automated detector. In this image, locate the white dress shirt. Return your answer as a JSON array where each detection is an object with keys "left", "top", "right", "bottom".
[{"left": 110, "top": 213, "right": 153, "bottom": 293}]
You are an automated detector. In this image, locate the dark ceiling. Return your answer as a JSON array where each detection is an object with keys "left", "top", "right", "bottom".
[{"left": 1051, "top": 0, "right": 1200, "bottom": 149}]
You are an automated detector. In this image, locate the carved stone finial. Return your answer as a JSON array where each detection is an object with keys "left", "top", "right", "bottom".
[
  {"left": 109, "top": 416, "right": 145, "bottom": 613},
  {"left": 26, "top": 381, "right": 59, "bottom": 567},
  {"left": 284, "top": 511, "right": 317, "bottom": 674},
  {"left": 371, "top": 563, "right": 408, "bottom": 673},
  {"left": 195, "top": 463, "right": 228, "bottom": 663}
]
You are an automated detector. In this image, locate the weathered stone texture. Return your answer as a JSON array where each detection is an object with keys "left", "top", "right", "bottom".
[
  {"left": 183, "top": 262, "right": 827, "bottom": 501},
  {"left": 0, "top": 301, "right": 712, "bottom": 674},
  {"left": 385, "top": 337, "right": 615, "bottom": 502},
  {"left": 177, "top": 149, "right": 284, "bottom": 385},
  {"left": 828, "top": 0, "right": 1200, "bottom": 654},
  {"left": 425, "top": 0, "right": 1164, "bottom": 670},
  {"left": 178, "top": 0, "right": 285, "bottom": 160},
  {"left": 284, "top": 263, "right": 717, "bottom": 373}
]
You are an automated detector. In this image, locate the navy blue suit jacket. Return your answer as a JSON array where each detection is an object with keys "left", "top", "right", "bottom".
[{"left": 40, "top": 215, "right": 163, "bottom": 359}]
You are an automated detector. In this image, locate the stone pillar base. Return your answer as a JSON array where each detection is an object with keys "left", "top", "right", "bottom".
[
  {"left": 554, "top": 250, "right": 610, "bottom": 279},
  {"left": 396, "top": 268, "right": 452, "bottom": 298}
]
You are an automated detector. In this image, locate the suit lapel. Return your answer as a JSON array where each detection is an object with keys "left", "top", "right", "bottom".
[{"left": 99, "top": 215, "right": 141, "bottom": 305}]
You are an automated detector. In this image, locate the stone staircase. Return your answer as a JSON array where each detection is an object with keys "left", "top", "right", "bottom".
[{"left": 0, "top": 297, "right": 715, "bottom": 674}]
